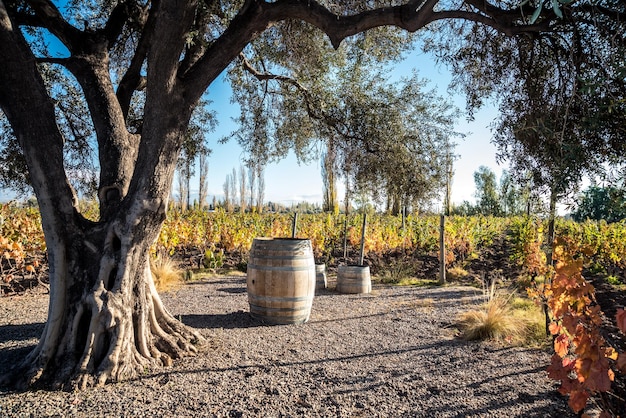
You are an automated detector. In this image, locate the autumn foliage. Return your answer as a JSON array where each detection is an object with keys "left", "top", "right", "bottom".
[
  {"left": 528, "top": 237, "right": 625, "bottom": 416},
  {"left": 0, "top": 203, "right": 45, "bottom": 292}
]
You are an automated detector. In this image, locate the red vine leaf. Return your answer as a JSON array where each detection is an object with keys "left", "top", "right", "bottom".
[
  {"left": 568, "top": 389, "right": 589, "bottom": 413},
  {"left": 616, "top": 309, "right": 626, "bottom": 334},
  {"left": 555, "top": 334, "right": 570, "bottom": 358}
]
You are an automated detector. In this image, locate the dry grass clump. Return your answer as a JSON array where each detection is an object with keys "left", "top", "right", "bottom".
[
  {"left": 456, "top": 280, "right": 545, "bottom": 346},
  {"left": 379, "top": 260, "right": 416, "bottom": 284},
  {"left": 151, "top": 255, "right": 182, "bottom": 293},
  {"left": 446, "top": 266, "right": 470, "bottom": 281},
  {"left": 457, "top": 296, "right": 524, "bottom": 342}
]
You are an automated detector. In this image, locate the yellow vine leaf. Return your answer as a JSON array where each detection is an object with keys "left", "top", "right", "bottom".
[
  {"left": 604, "top": 347, "right": 618, "bottom": 361},
  {"left": 549, "top": 322, "right": 561, "bottom": 335}
]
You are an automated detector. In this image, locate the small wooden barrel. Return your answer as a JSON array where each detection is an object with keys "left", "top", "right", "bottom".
[
  {"left": 315, "top": 264, "right": 327, "bottom": 291},
  {"left": 337, "top": 265, "right": 371, "bottom": 294},
  {"left": 247, "top": 238, "right": 315, "bottom": 324}
]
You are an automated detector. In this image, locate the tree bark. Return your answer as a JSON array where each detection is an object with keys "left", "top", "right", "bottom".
[{"left": 11, "top": 220, "right": 204, "bottom": 390}]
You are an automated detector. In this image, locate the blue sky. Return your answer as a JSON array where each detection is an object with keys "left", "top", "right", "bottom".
[{"left": 201, "top": 51, "right": 506, "bottom": 208}]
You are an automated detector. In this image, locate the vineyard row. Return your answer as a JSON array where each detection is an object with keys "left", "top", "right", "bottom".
[{"left": 1, "top": 204, "right": 625, "bottom": 285}]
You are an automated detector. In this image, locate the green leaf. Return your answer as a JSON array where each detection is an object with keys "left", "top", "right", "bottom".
[
  {"left": 530, "top": 2, "right": 543, "bottom": 24},
  {"left": 551, "top": 0, "right": 563, "bottom": 18}
]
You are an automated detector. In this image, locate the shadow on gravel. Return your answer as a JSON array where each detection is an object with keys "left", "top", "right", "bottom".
[
  {"left": 183, "top": 277, "right": 246, "bottom": 286},
  {"left": 207, "top": 278, "right": 246, "bottom": 286},
  {"left": 0, "top": 323, "right": 44, "bottom": 343},
  {"left": 0, "top": 323, "right": 45, "bottom": 388},
  {"left": 181, "top": 311, "right": 263, "bottom": 329},
  {"left": 309, "top": 311, "right": 394, "bottom": 324},
  {"left": 146, "top": 340, "right": 467, "bottom": 378},
  {"left": 424, "top": 387, "right": 571, "bottom": 418},
  {"left": 372, "top": 288, "right": 481, "bottom": 300},
  {"left": 217, "top": 287, "right": 246, "bottom": 294},
  {"left": 0, "top": 345, "right": 35, "bottom": 389}
]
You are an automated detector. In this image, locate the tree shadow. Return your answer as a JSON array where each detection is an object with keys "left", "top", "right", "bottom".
[
  {"left": 0, "top": 345, "right": 37, "bottom": 391},
  {"left": 217, "top": 287, "right": 246, "bottom": 294},
  {"left": 142, "top": 340, "right": 467, "bottom": 380},
  {"left": 0, "top": 322, "right": 44, "bottom": 343},
  {"left": 181, "top": 311, "right": 262, "bottom": 329},
  {"left": 209, "top": 277, "right": 246, "bottom": 286}
]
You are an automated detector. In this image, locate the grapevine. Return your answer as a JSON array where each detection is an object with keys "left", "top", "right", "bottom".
[{"left": 529, "top": 236, "right": 624, "bottom": 416}]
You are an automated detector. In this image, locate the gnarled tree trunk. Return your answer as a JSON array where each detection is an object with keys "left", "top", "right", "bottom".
[
  {"left": 16, "top": 209, "right": 205, "bottom": 390},
  {"left": 0, "top": 0, "right": 205, "bottom": 389}
]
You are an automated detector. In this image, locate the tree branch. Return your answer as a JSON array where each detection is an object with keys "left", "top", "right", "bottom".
[
  {"left": 184, "top": 0, "right": 564, "bottom": 102},
  {"left": 24, "top": 0, "right": 82, "bottom": 51},
  {"left": 239, "top": 53, "right": 325, "bottom": 122},
  {"left": 239, "top": 53, "right": 377, "bottom": 150},
  {"left": 103, "top": 0, "right": 141, "bottom": 48},
  {"left": 116, "top": 4, "right": 153, "bottom": 119}
]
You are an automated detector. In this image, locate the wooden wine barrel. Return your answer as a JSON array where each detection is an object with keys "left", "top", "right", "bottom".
[
  {"left": 337, "top": 265, "right": 371, "bottom": 294},
  {"left": 247, "top": 238, "right": 315, "bottom": 325},
  {"left": 315, "top": 264, "right": 327, "bottom": 291}
]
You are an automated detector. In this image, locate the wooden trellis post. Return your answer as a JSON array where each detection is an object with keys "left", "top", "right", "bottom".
[{"left": 439, "top": 214, "right": 446, "bottom": 285}]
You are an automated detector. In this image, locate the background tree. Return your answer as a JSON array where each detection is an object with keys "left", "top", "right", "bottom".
[
  {"left": 321, "top": 145, "right": 339, "bottom": 214},
  {"left": 498, "top": 170, "right": 527, "bottom": 216},
  {"left": 1, "top": 0, "right": 621, "bottom": 390},
  {"left": 176, "top": 99, "right": 215, "bottom": 210},
  {"left": 572, "top": 184, "right": 626, "bottom": 223},
  {"left": 256, "top": 164, "right": 265, "bottom": 214},
  {"left": 248, "top": 162, "right": 256, "bottom": 211},
  {"left": 223, "top": 175, "right": 232, "bottom": 213},
  {"left": 176, "top": 161, "right": 189, "bottom": 211},
  {"left": 473, "top": 166, "right": 502, "bottom": 216},
  {"left": 238, "top": 164, "right": 247, "bottom": 213},
  {"left": 198, "top": 149, "right": 211, "bottom": 209},
  {"left": 443, "top": 138, "right": 456, "bottom": 216},
  {"left": 230, "top": 168, "right": 238, "bottom": 211},
  {"left": 455, "top": 167, "right": 530, "bottom": 216}
]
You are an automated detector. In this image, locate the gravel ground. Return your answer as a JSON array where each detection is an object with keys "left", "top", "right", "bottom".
[{"left": 0, "top": 274, "right": 574, "bottom": 417}]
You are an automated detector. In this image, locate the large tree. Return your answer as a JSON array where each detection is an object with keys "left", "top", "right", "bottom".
[
  {"left": 0, "top": 0, "right": 620, "bottom": 390},
  {"left": 428, "top": 3, "right": 626, "bottom": 211}
]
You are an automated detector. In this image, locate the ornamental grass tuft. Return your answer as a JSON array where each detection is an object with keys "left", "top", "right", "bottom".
[
  {"left": 456, "top": 278, "right": 544, "bottom": 346},
  {"left": 151, "top": 255, "right": 182, "bottom": 293}
]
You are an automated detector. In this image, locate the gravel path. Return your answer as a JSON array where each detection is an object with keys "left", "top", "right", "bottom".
[{"left": 0, "top": 274, "right": 574, "bottom": 417}]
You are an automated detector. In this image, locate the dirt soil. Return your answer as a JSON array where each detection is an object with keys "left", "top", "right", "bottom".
[{"left": 0, "top": 273, "right": 576, "bottom": 418}]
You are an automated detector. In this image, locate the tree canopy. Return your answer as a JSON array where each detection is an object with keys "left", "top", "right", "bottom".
[{"left": 425, "top": 3, "right": 626, "bottom": 204}]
